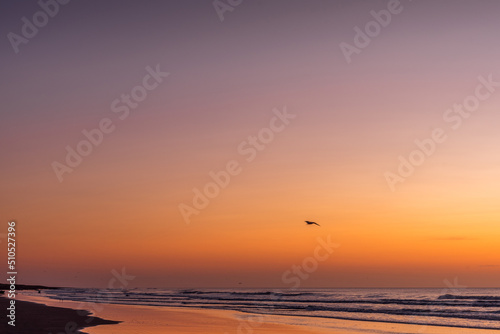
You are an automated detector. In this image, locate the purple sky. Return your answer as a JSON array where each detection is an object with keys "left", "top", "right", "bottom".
[{"left": 2, "top": 0, "right": 500, "bottom": 288}]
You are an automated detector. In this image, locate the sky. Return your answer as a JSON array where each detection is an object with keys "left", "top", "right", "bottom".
[{"left": 1, "top": 0, "right": 500, "bottom": 288}]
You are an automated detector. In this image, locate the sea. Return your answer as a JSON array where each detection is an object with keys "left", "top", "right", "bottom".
[{"left": 27, "top": 288, "right": 500, "bottom": 330}]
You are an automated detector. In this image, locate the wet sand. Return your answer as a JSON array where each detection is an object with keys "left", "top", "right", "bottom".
[{"left": 15, "top": 294, "right": 500, "bottom": 334}]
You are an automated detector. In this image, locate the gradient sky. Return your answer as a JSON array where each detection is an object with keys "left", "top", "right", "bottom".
[{"left": 1, "top": 0, "right": 500, "bottom": 288}]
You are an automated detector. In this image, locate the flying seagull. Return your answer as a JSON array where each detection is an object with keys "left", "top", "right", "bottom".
[{"left": 305, "top": 220, "right": 320, "bottom": 226}]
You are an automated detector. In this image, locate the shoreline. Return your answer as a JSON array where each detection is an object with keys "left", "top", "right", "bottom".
[
  {"left": 233, "top": 309, "right": 500, "bottom": 331},
  {"left": 0, "top": 296, "right": 119, "bottom": 334},
  {"left": 14, "top": 294, "right": 500, "bottom": 334}
]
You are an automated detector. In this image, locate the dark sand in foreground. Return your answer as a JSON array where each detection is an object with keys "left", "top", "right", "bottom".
[{"left": 0, "top": 296, "right": 119, "bottom": 334}]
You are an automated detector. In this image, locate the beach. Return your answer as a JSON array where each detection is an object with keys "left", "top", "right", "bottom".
[
  {"left": 13, "top": 294, "right": 500, "bottom": 334},
  {"left": 0, "top": 296, "right": 119, "bottom": 334}
]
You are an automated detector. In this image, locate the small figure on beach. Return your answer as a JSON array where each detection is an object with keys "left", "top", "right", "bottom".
[{"left": 305, "top": 221, "right": 320, "bottom": 226}]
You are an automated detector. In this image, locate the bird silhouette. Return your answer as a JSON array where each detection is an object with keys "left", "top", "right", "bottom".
[{"left": 305, "top": 220, "right": 320, "bottom": 226}]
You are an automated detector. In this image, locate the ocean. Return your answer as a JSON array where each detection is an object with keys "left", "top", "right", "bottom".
[{"left": 31, "top": 288, "right": 500, "bottom": 330}]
